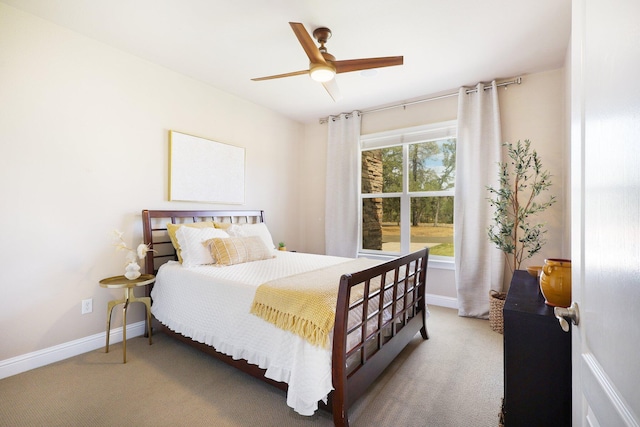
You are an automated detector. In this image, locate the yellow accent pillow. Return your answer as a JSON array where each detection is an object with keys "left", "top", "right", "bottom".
[
  {"left": 207, "top": 236, "right": 275, "bottom": 266},
  {"left": 166, "top": 222, "right": 215, "bottom": 263}
]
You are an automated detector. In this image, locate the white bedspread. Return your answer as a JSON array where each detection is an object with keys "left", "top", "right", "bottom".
[{"left": 150, "top": 251, "right": 354, "bottom": 416}]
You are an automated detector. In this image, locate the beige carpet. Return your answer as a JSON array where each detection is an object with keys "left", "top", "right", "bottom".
[{"left": 0, "top": 306, "right": 503, "bottom": 427}]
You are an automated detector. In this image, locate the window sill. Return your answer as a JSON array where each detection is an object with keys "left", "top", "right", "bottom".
[
  {"left": 357, "top": 252, "right": 454, "bottom": 271},
  {"left": 428, "top": 257, "right": 455, "bottom": 270}
]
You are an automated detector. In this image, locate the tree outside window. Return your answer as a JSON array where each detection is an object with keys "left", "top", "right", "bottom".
[{"left": 360, "top": 123, "right": 456, "bottom": 258}]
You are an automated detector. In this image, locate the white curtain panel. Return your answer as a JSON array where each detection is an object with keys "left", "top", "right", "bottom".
[
  {"left": 325, "top": 111, "right": 361, "bottom": 258},
  {"left": 454, "top": 81, "right": 505, "bottom": 318}
]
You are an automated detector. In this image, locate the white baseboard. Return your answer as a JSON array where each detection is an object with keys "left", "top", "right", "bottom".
[
  {"left": 1, "top": 295, "right": 457, "bottom": 380},
  {"left": 427, "top": 293, "right": 458, "bottom": 310},
  {"left": 0, "top": 321, "right": 146, "bottom": 380}
]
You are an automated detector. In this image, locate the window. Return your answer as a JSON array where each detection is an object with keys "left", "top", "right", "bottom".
[{"left": 359, "top": 121, "right": 456, "bottom": 259}]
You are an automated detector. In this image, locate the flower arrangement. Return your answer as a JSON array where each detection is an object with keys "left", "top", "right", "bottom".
[{"left": 111, "top": 229, "right": 153, "bottom": 279}]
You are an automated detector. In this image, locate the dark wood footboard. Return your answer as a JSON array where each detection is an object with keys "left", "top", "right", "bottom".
[
  {"left": 331, "top": 248, "right": 429, "bottom": 427},
  {"left": 141, "top": 209, "right": 429, "bottom": 426}
]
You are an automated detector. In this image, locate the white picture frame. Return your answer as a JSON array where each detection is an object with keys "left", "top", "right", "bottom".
[{"left": 169, "top": 131, "right": 245, "bottom": 204}]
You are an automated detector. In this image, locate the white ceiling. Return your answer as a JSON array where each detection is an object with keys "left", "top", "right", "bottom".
[{"left": 3, "top": 0, "right": 571, "bottom": 123}]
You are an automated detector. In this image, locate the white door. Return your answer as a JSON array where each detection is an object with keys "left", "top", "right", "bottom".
[{"left": 571, "top": 0, "right": 640, "bottom": 425}]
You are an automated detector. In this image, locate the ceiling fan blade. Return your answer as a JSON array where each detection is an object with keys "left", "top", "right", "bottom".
[
  {"left": 251, "top": 69, "right": 309, "bottom": 81},
  {"left": 334, "top": 56, "right": 403, "bottom": 74},
  {"left": 322, "top": 78, "right": 342, "bottom": 102},
  {"left": 289, "top": 22, "right": 326, "bottom": 65}
]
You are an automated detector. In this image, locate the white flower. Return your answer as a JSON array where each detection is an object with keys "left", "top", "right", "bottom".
[
  {"left": 137, "top": 243, "right": 151, "bottom": 260},
  {"left": 111, "top": 229, "right": 154, "bottom": 267}
]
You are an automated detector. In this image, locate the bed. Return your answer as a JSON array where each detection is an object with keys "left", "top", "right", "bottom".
[{"left": 141, "top": 209, "right": 429, "bottom": 427}]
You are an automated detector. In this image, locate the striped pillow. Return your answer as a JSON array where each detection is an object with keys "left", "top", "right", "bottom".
[{"left": 207, "top": 236, "right": 274, "bottom": 266}]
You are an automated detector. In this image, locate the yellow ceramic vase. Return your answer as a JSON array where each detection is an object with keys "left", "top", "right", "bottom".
[{"left": 539, "top": 258, "right": 572, "bottom": 307}]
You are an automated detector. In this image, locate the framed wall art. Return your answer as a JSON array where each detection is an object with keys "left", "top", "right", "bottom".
[{"left": 169, "top": 130, "right": 245, "bottom": 204}]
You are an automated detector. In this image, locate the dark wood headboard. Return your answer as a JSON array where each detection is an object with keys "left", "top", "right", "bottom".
[{"left": 141, "top": 209, "right": 266, "bottom": 275}]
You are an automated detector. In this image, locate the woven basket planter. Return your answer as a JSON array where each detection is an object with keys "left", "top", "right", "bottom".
[{"left": 489, "top": 290, "right": 507, "bottom": 334}]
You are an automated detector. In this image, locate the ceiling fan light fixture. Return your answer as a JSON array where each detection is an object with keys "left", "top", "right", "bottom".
[
  {"left": 251, "top": 23, "right": 403, "bottom": 101},
  {"left": 309, "top": 63, "right": 336, "bottom": 82}
]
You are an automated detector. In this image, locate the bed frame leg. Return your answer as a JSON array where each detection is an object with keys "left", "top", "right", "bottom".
[
  {"left": 330, "top": 383, "right": 349, "bottom": 427},
  {"left": 420, "top": 324, "right": 429, "bottom": 340},
  {"left": 420, "top": 307, "right": 429, "bottom": 340},
  {"left": 333, "top": 406, "right": 348, "bottom": 427}
]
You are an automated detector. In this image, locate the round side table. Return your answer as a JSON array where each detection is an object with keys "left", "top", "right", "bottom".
[{"left": 99, "top": 274, "right": 155, "bottom": 363}]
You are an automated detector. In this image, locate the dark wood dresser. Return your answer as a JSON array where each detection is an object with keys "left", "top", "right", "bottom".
[{"left": 503, "top": 270, "right": 572, "bottom": 426}]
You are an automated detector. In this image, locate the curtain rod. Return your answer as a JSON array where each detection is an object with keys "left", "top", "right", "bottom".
[{"left": 319, "top": 77, "right": 522, "bottom": 124}]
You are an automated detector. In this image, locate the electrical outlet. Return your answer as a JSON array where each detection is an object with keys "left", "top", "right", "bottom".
[{"left": 81, "top": 298, "right": 93, "bottom": 314}]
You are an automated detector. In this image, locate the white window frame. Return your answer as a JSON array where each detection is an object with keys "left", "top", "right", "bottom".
[{"left": 358, "top": 120, "right": 457, "bottom": 270}]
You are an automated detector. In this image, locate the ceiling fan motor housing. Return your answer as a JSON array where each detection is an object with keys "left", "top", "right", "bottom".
[{"left": 312, "top": 27, "right": 332, "bottom": 46}]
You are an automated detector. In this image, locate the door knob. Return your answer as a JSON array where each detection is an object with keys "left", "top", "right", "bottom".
[{"left": 554, "top": 302, "right": 580, "bottom": 332}]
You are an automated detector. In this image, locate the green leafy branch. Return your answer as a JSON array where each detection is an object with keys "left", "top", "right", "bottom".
[{"left": 487, "top": 140, "right": 556, "bottom": 272}]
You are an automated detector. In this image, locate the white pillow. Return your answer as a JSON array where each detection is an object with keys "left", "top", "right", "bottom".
[
  {"left": 176, "top": 226, "right": 229, "bottom": 267},
  {"left": 226, "top": 223, "right": 275, "bottom": 250}
]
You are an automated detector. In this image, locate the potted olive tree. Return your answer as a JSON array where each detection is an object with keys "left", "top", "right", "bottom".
[{"left": 487, "top": 140, "right": 556, "bottom": 273}]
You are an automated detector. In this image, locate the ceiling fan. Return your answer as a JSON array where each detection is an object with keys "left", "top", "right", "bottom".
[{"left": 251, "top": 22, "right": 403, "bottom": 101}]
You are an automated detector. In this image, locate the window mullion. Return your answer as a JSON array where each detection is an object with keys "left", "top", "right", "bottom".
[
  {"left": 401, "top": 144, "right": 411, "bottom": 253},
  {"left": 408, "top": 190, "right": 455, "bottom": 198},
  {"left": 362, "top": 192, "right": 403, "bottom": 198}
]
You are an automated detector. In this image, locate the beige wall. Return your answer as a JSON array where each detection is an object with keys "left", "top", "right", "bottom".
[
  {"left": 0, "top": 4, "right": 303, "bottom": 361},
  {"left": 300, "top": 68, "right": 569, "bottom": 298},
  {"left": 500, "top": 70, "right": 570, "bottom": 263},
  {"left": 0, "top": 3, "right": 570, "bottom": 365}
]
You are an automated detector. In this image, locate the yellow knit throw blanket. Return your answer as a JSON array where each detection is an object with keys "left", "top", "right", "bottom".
[{"left": 250, "top": 258, "right": 381, "bottom": 349}]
